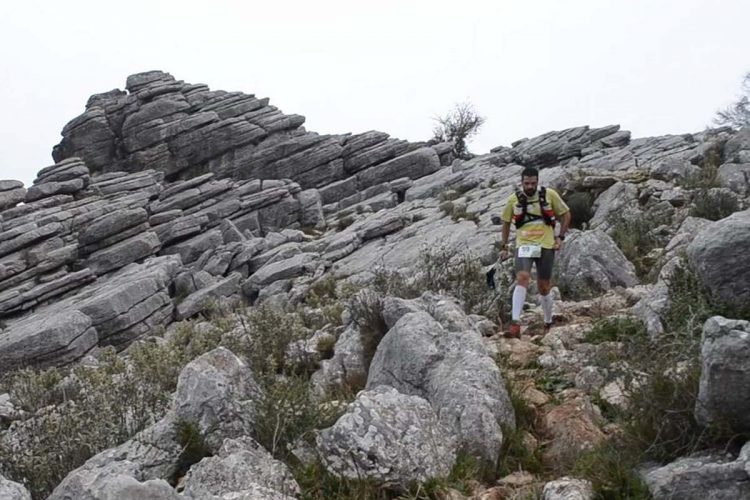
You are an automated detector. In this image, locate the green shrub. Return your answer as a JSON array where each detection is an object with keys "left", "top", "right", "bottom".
[
  {"left": 337, "top": 215, "right": 355, "bottom": 230},
  {"left": 566, "top": 191, "right": 595, "bottom": 230},
  {"left": 419, "top": 244, "right": 512, "bottom": 322},
  {"left": 348, "top": 290, "right": 388, "bottom": 372},
  {"left": 571, "top": 441, "right": 650, "bottom": 499},
  {"left": 608, "top": 213, "right": 667, "bottom": 281},
  {"left": 689, "top": 188, "right": 739, "bottom": 221},
  {"left": 296, "top": 462, "right": 385, "bottom": 500},
  {"left": 680, "top": 150, "right": 722, "bottom": 190},
  {"left": 496, "top": 383, "right": 544, "bottom": 478},
  {"left": 172, "top": 420, "right": 211, "bottom": 485},
  {"left": 316, "top": 335, "right": 337, "bottom": 360},
  {"left": 439, "top": 200, "right": 454, "bottom": 217},
  {"left": 1, "top": 368, "right": 64, "bottom": 414},
  {"left": 371, "top": 266, "right": 420, "bottom": 299},
  {"left": 254, "top": 375, "right": 344, "bottom": 459},
  {"left": 584, "top": 316, "right": 647, "bottom": 344},
  {"left": 229, "top": 306, "right": 310, "bottom": 378},
  {"left": 438, "top": 190, "right": 460, "bottom": 202},
  {"left": 663, "top": 258, "right": 750, "bottom": 334}
]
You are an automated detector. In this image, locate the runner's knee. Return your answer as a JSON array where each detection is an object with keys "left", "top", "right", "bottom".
[{"left": 517, "top": 271, "right": 531, "bottom": 286}]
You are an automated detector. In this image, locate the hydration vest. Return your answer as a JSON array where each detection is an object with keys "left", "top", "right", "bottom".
[{"left": 513, "top": 186, "right": 556, "bottom": 229}]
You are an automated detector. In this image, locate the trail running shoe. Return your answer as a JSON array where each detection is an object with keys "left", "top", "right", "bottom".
[
  {"left": 506, "top": 321, "right": 521, "bottom": 339},
  {"left": 543, "top": 321, "right": 554, "bottom": 334}
]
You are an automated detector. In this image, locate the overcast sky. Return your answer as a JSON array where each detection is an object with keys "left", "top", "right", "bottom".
[{"left": 1, "top": 0, "right": 748, "bottom": 186}]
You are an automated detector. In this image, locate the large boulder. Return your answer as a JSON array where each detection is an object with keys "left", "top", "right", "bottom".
[
  {"left": 687, "top": 209, "right": 750, "bottom": 309},
  {"left": 173, "top": 347, "right": 262, "bottom": 450},
  {"left": 589, "top": 181, "right": 639, "bottom": 230},
  {"left": 47, "top": 416, "right": 184, "bottom": 499},
  {"left": 366, "top": 309, "right": 515, "bottom": 465},
  {"left": 556, "top": 229, "right": 639, "bottom": 299},
  {"left": 641, "top": 442, "right": 750, "bottom": 500},
  {"left": 182, "top": 436, "right": 299, "bottom": 499},
  {"left": 316, "top": 385, "right": 456, "bottom": 486},
  {"left": 48, "top": 461, "right": 180, "bottom": 500},
  {"left": 695, "top": 316, "right": 750, "bottom": 432}
]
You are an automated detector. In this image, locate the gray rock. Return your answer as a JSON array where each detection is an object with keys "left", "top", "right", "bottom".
[
  {"left": 48, "top": 414, "right": 184, "bottom": 497},
  {"left": 152, "top": 214, "right": 208, "bottom": 246},
  {"left": 0, "top": 255, "right": 179, "bottom": 369},
  {"left": 650, "top": 158, "right": 701, "bottom": 182},
  {"left": 717, "top": 162, "right": 750, "bottom": 196},
  {"left": 92, "top": 170, "right": 163, "bottom": 196},
  {"left": 182, "top": 436, "right": 299, "bottom": 499},
  {"left": 297, "top": 188, "right": 325, "bottom": 229},
  {"left": 357, "top": 147, "right": 441, "bottom": 188},
  {"left": 79, "top": 208, "right": 148, "bottom": 246},
  {"left": 589, "top": 182, "right": 639, "bottom": 230},
  {"left": 382, "top": 296, "right": 424, "bottom": 329},
  {"left": 631, "top": 283, "right": 670, "bottom": 338},
  {"left": 695, "top": 316, "right": 750, "bottom": 432},
  {"left": 245, "top": 252, "right": 319, "bottom": 289},
  {"left": 367, "top": 311, "right": 515, "bottom": 464},
  {"left": 174, "top": 347, "right": 262, "bottom": 450},
  {"left": 0, "top": 221, "right": 62, "bottom": 259},
  {"left": 175, "top": 273, "right": 242, "bottom": 320},
  {"left": 0, "top": 310, "right": 97, "bottom": 373},
  {"left": 723, "top": 127, "right": 750, "bottom": 163},
  {"left": 0, "top": 473, "right": 32, "bottom": 500},
  {"left": 556, "top": 229, "right": 639, "bottom": 299},
  {"left": 86, "top": 231, "right": 161, "bottom": 275},
  {"left": 316, "top": 385, "right": 456, "bottom": 486},
  {"left": 0, "top": 180, "right": 24, "bottom": 191},
  {"left": 657, "top": 216, "right": 712, "bottom": 282},
  {"left": 641, "top": 451, "right": 750, "bottom": 500},
  {"left": 542, "top": 477, "right": 594, "bottom": 500},
  {"left": 310, "top": 322, "right": 368, "bottom": 397},
  {"left": 35, "top": 158, "right": 90, "bottom": 185},
  {"left": 358, "top": 212, "right": 405, "bottom": 241},
  {"left": 25, "top": 178, "right": 86, "bottom": 202},
  {"left": 0, "top": 268, "right": 96, "bottom": 317},
  {"left": 49, "top": 469, "right": 179, "bottom": 500},
  {"left": 687, "top": 209, "right": 750, "bottom": 309},
  {"left": 161, "top": 228, "right": 221, "bottom": 265},
  {"left": 0, "top": 186, "right": 26, "bottom": 210}
]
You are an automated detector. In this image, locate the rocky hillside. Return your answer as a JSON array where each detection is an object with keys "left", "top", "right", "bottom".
[{"left": 1, "top": 71, "right": 750, "bottom": 499}]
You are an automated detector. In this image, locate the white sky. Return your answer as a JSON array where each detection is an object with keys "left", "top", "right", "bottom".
[{"left": 1, "top": 0, "right": 748, "bottom": 187}]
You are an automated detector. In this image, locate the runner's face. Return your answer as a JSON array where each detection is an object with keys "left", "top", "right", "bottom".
[{"left": 521, "top": 176, "right": 538, "bottom": 196}]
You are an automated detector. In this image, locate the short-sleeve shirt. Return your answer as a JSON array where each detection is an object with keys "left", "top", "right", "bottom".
[{"left": 501, "top": 187, "right": 570, "bottom": 249}]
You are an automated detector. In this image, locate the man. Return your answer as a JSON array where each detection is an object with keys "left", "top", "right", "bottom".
[{"left": 500, "top": 167, "right": 571, "bottom": 338}]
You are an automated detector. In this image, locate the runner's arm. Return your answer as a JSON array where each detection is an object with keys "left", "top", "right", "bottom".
[{"left": 559, "top": 211, "right": 571, "bottom": 238}]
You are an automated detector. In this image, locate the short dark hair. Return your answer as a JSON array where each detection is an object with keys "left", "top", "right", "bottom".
[{"left": 521, "top": 167, "right": 539, "bottom": 179}]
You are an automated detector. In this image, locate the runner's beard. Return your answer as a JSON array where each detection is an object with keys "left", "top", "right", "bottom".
[{"left": 523, "top": 187, "right": 536, "bottom": 197}]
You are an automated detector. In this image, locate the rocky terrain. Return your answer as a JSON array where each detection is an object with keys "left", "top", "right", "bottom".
[{"left": 1, "top": 70, "right": 750, "bottom": 499}]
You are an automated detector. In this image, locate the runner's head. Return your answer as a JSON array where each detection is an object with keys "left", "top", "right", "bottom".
[{"left": 521, "top": 167, "right": 539, "bottom": 197}]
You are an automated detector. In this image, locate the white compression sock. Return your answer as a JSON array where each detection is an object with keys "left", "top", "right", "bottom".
[
  {"left": 512, "top": 285, "right": 527, "bottom": 321},
  {"left": 541, "top": 293, "right": 553, "bottom": 323}
]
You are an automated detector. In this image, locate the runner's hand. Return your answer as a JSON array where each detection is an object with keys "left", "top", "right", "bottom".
[{"left": 554, "top": 237, "right": 562, "bottom": 250}]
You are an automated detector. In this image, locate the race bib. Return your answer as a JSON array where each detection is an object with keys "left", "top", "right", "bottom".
[{"left": 517, "top": 244, "right": 542, "bottom": 259}]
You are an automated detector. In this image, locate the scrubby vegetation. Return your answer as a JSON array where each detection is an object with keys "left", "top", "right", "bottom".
[
  {"left": 566, "top": 191, "right": 596, "bottom": 230},
  {"left": 4, "top": 238, "right": 750, "bottom": 500},
  {"left": 608, "top": 212, "right": 669, "bottom": 281}
]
